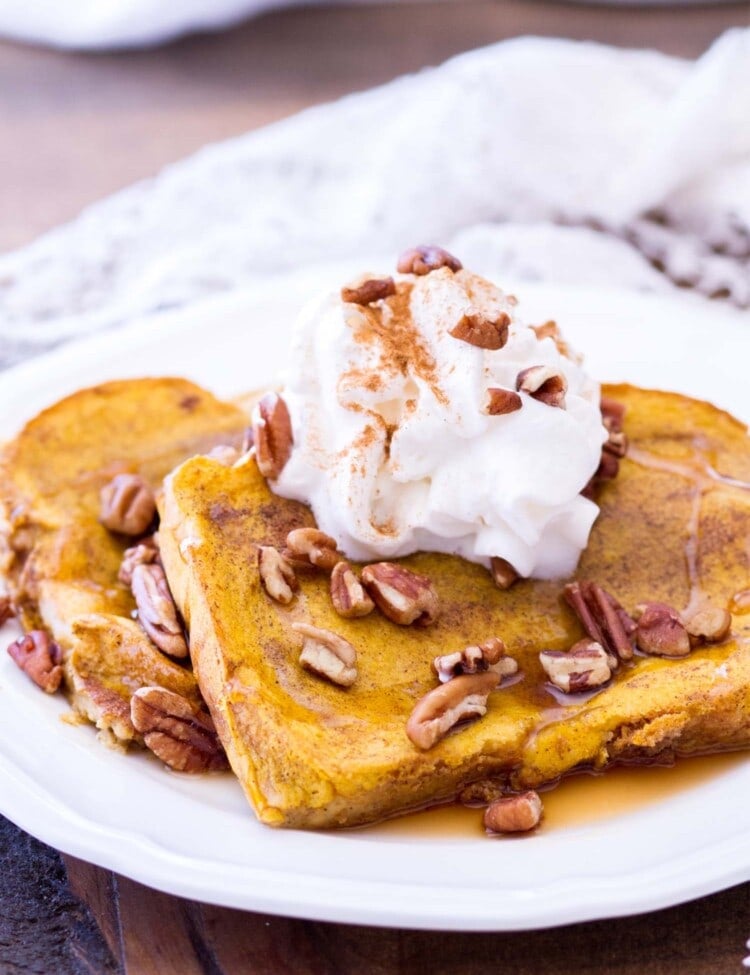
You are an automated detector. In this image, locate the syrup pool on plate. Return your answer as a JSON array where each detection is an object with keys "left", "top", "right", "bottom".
[{"left": 369, "top": 752, "right": 747, "bottom": 837}]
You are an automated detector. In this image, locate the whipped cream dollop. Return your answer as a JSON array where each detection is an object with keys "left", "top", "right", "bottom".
[{"left": 272, "top": 260, "right": 607, "bottom": 579}]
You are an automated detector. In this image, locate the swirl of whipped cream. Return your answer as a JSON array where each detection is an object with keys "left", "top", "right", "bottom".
[{"left": 272, "top": 264, "right": 607, "bottom": 579}]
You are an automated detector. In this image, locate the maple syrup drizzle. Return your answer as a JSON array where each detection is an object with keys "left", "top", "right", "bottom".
[
  {"left": 627, "top": 446, "right": 750, "bottom": 495},
  {"left": 704, "top": 464, "right": 750, "bottom": 491},
  {"left": 682, "top": 485, "right": 705, "bottom": 618},
  {"left": 627, "top": 445, "right": 750, "bottom": 616}
]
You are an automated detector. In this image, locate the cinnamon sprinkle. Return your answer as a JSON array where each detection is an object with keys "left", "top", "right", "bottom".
[{"left": 343, "top": 282, "right": 448, "bottom": 407}]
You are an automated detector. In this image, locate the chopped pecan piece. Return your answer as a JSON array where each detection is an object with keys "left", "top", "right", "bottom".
[
  {"left": 406, "top": 671, "right": 499, "bottom": 750},
  {"left": 292, "top": 622, "right": 358, "bottom": 687},
  {"left": 597, "top": 451, "right": 621, "bottom": 478},
  {"left": 600, "top": 396, "right": 626, "bottom": 434},
  {"left": 540, "top": 639, "right": 614, "bottom": 693},
  {"left": 130, "top": 687, "right": 228, "bottom": 773},
  {"left": 330, "top": 562, "right": 375, "bottom": 618},
  {"left": 252, "top": 392, "right": 293, "bottom": 480},
  {"left": 258, "top": 546, "right": 298, "bottom": 605},
  {"left": 516, "top": 365, "right": 567, "bottom": 408},
  {"left": 118, "top": 535, "right": 160, "bottom": 586},
  {"left": 131, "top": 563, "right": 188, "bottom": 658},
  {"left": 683, "top": 605, "right": 732, "bottom": 647},
  {"left": 0, "top": 595, "right": 15, "bottom": 627},
  {"left": 601, "top": 398, "right": 628, "bottom": 462},
  {"left": 485, "top": 388, "right": 522, "bottom": 416},
  {"left": 490, "top": 557, "right": 519, "bottom": 590},
  {"left": 484, "top": 791, "right": 543, "bottom": 834},
  {"left": 634, "top": 602, "right": 691, "bottom": 657},
  {"left": 7, "top": 630, "right": 63, "bottom": 693},
  {"left": 450, "top": 312, "right": 510, "bottom": 351},
  {"left": 583, "top": 397, "right": 628, "bottom": 496},
  {"left": 433, "top": 637, "right": 517, "bottom": 684},
  {"left": 361, "top": 562, "right": 439, "bottom": 626},
  {"left": 284, "top": 527, "right": 341, "bottom": 572},
  {"left": 531, "top": 320, "right": 573, "bottom": 359},
  {"left": 341, "top": 277, "right": 396, "bottom": 306},
  {"left": 100, "top": 473, "right": 156, "bottom": 536},
  {"left": 397, "top": 245, "right": 462, "bottom": 276},
  {"left": 582, "top": 455, "right": 619, "bottom": 499},
  {"left": 563, "top": 580, "right": 636, "bottom": 662},
  {"left": 603, "top": 429, "right": 628, "bottom": 459}
]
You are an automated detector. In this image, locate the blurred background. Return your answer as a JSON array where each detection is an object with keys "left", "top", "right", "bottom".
[{"left": 1, "top": 0, "right": 747, "bottom": 252}]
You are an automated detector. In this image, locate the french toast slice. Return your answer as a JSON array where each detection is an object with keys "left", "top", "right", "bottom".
[
  {"left": 158, "top": 384, "right": 750, "bottom": 828},
  {"left": 0, "top": 378, "right": 248, "bottom": 744}
]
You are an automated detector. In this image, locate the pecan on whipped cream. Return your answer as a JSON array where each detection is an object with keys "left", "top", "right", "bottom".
[{"left": 270, "top": 250, "right": 607, "bottom": 580}]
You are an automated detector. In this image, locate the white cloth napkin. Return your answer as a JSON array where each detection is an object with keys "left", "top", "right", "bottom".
[
  {"left": 0, "top": 31, "right": 748, "bottom": 369},
  {"left": 0, "top": 0, "right": 391, "bottom": 50}
]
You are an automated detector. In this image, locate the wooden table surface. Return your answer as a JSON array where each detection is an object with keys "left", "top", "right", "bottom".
[{"left": 1, "top": 2, "right": 749, "bottom": 972}]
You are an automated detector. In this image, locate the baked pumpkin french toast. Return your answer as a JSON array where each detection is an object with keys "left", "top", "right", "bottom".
[
  {"left": 2, "top": 248, "right": 749, "bottom": 836},
  {"left": 0, "top": 377, "right": 248, "bottom": 746},
  {"left": 158, "top": 385, "right": 750, "bottom": 828}
]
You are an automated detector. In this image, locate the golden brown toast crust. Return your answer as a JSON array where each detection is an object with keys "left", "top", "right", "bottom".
[
  {"left": 0, "top": 378, "right": 248, "bottom": 742},
  {"left": 159, "top": 384, "right": 750, "bottom": 828}
]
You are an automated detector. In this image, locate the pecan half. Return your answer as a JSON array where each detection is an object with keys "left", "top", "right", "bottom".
[
  {"left": 292, "top": 622, "right": 357, "bottom": 687},
  {"left": 683, "top": 605, "right": 732, "bottom": 647},
  {"left": 433, "top": 637, "right": 517, "bottom": 683},
  {"left": 484, "top": 791, "right": 543, "bottom": 834},
  {"left": 130, "top": 687, "right": 228, "bottom": 773},
  {"left": 361, "top": 562, "right": 439, "bottom": 626},
  {"left": 131, "top": 563, "right": 188, "bottom": 658},
  {"left": 603, "top": 429, "right": 628, "bottom": 459},
  {"left": 396, "top": 245, "right": 462, "bottom": 276},
  {"left": 490, "top": 557, "right": 519, "bottom": 591},
  {"left": 516, "top": 365, "right": 567, "bottom": 408},
  {"left": 540, "top": 639, "right": 614, "bottom": 693},
  {"left": 563, "top": 580, "right": 636, "bottom": 662},
  {"left": 258, "top": 546, "right": 298, "bottom": 605},
  {"left": 406, "top": 671, "right": 499, "bottom": 750},
  {"left": 118, "top": 535, "right": 160, "bottom": 586},
  {"left": 450, "top": 312, "right": 510, "bottom": 351},
  {"left": 252, "top": 392, "right": 293, "bottom": 480},
  {"left": 485, "top": 388, "right": 522, "bottom": 416},
  {"left": 7, "top": 630, "right": 63, "bottom": 693},
  {"left": 284, "top": 527, "right": 341, "bottom": 572},
  {"left": 341, "top": 277, "right": 396, "bottom": 306},
  {"left": 330, "top": 561, "right": 375, "bottom": 618},
  {"left": 634, "top": 602, "right": 690, "bottom": 657},
  {"left": 0, "top": 595, "right": 15, "bottom": 627},
  {"left": 100, "top": 473, "right": 156, "bottom": 536}
]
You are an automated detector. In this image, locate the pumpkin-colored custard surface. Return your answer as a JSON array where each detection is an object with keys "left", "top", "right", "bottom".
[
  {"left": 158, "top": 384, "right": 750, "bottom": 829},
  {"left": 0, "top": 378, "right": 249, "bottom": 746}
]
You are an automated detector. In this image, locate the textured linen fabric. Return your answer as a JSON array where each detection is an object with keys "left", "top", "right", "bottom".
[{"left": 0, "top": 31, "right": 748, "bottom": 369}]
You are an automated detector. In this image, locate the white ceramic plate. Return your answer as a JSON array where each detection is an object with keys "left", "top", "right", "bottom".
[{"left": 0, "top": 276, "right": 748, "bottom": 931}]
